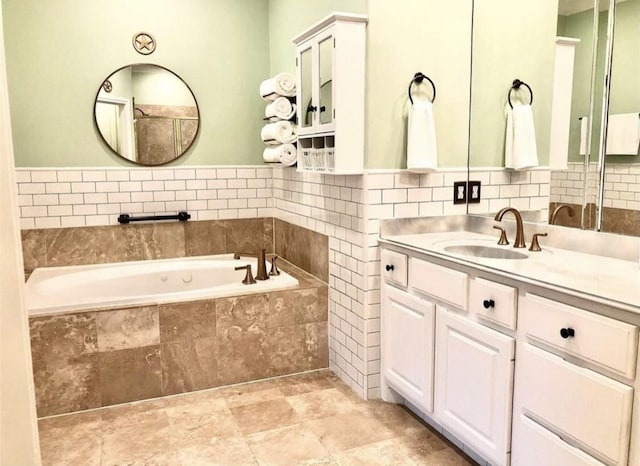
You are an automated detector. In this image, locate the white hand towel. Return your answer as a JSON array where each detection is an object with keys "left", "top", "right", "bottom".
[
  {"left": 407, "top": 100, "right": 438, "bottom": 172},
  {"left": 260, "top": 73, "right": 296, "bottom": 101},
  {"left": 261, "top": 121, "right": 297, "bottom": 145},
  {"left": 262, "top": 144, "right": 297, "bottom": 166},
  {"left": 265, "top": 97, "right": 296, "bottom": 121},
  {"left": 579, "top": 117, "right": 589, "bottom": 155},
  {"left": 505, "top": 104, "right": 539, "bottom": 170},
  {"left": 606, "top": 113, "right": 640, "bottom": 155}
]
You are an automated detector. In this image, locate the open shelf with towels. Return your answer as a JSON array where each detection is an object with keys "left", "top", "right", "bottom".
[{"left": 293, "top": 12, "right": 367, "bottom": 174}]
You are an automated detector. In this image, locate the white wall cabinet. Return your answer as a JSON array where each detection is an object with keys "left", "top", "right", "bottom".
[
  {"left": 293, "top": 13, "right": 366, "bottom": 174},
  {"left": 381, "top": 285, "right": 435, "bottom": 414},
  {"left": 435, "top": 307, "right": 515, "bottom": 466}
]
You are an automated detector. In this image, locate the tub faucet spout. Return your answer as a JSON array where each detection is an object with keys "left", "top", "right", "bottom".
[
  {"left": 494, "top": 207, "right": 526, "bottom": 248},
  {"left": 255, "top": 248, "right": 269, "bottom": 281}
]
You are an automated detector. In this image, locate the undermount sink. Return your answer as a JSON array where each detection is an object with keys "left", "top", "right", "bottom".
[{"left": 443, "top": 244, "right": 528, "bottom": 260}]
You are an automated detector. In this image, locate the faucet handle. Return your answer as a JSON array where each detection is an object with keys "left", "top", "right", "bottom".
[
  {"left": 269, "top": 256, "right": 281, "bottom": 276},
  {"left": 234, "top": 264, "right": 256, "bottom": 284},
  {"left": 493, "top": 226, "right": 509, "bottom": 245},
  {"left": 529, "top": 233, "right": 548, "bottom": 252}
]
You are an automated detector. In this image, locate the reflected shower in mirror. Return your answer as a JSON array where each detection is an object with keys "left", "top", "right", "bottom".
[
  {"left": 549, "top": 0, "right": 639, "bottom": 236},
  {"left": 94, "top": 64, "right": 200, "bottom": 166}
]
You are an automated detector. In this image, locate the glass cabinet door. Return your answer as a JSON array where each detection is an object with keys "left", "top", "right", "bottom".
[
  {"left": 318, "top": 35, "right": 334, "bottom": 126},
  {"left": 300, "top": 46, "right": 313, "bottom": 129}
]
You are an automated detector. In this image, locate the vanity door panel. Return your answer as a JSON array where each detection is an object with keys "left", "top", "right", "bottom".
[
  {"left": 435, "top": 307, "right": 515, "bottom": 466},
  {"left": 381, "top": 285, "right": 435, "bottom": 414}
]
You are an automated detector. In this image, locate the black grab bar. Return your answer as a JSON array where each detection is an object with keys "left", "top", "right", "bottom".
[{"left": 117, "top": 211, "right": 191, "bottom": 224}]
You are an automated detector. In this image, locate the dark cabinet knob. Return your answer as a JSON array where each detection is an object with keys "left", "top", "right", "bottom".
[
  {"left": 560, "top": 327, "right": 575, "bottom": 339},
  {"left": 483, "top": 299, "right": 495, "bottom": 309},
  {"left": 385, "top": 264, "right": 395, "bottom": 272},
  {"left": 307, "top": 105, "right": 317, "bottom": 112}
]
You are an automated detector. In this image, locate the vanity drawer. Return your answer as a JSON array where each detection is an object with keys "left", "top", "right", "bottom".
[
  {"left": 512, "top": 413, "right": 606, "bottom": 466},
  {"left": 409, "top": 258, "right": 468, "bottom": 310},
  {"left": 516, "top": 344, "right": 633, "bottom": 466},
  {"left": 469, "top": 278, "right": 517, "bottom": 330},
  {"left": 380, "top": 249, "right": 408, "bottom": 287},
  {"left": 520, "top": 294, "right": 638, "bottom": 379}
]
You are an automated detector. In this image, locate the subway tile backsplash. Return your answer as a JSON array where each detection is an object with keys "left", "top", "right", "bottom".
[{"left": 16, "top": 164, "right": 551, "bottom": 401}]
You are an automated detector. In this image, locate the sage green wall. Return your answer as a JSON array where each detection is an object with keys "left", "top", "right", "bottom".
[
  {"left": 366, "top": 0, "right": 472, "bottom": 169},
  {"left": 3, "top": 0, "right": 270, "bottom": 167},
  {"left": 268, "top": 0, "right": 367, "bottom": 76},
  {"left": 469, "top": 0, "right": 558, "bottom": 168}
]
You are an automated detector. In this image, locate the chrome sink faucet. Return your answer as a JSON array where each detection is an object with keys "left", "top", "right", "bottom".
[{"left": 494, "top": 207, "right": 526, "bottom": 248}]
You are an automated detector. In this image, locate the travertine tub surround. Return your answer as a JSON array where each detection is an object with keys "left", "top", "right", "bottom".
[
  {"left": 29, "top": 261, "right": 328, "bottom": 417},
  {"left": 21, "top": 217, "right": 330, "bottom": 284},
  {"left": 275, "top": 218, "right": 329, "bottom": 283},
  {"left": 21, "top": 217, "right": 273, "bottom": 275}
]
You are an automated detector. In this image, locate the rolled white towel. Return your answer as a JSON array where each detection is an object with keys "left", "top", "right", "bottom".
[
  {"left": 262, "top": 144, "right": 297, "bottom": 166},
  {"left": 260, "top": 73, "right": 296, "bottom": 101},
  {"left": 265, "top": 97, "right": 296, "bottom": 121},
  {"left": 261, "top": 121, "right": 297, "bottom": 145}
]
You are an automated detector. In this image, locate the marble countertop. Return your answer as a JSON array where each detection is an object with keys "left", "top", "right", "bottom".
[{"left": 380, "top": 228, "right": 640, "bottom": 314}]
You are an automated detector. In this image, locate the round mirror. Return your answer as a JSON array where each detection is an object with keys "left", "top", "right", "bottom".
[{"left": 93, "top": 64, "right": 200, "bottom": 165}]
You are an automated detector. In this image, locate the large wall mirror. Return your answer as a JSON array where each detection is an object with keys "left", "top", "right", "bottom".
[
  {"left": 469, "top": 0, "right": 639, "bottom": 237},
  {"left": 93, "top": 64, "right": 200, "bottom": 166}
]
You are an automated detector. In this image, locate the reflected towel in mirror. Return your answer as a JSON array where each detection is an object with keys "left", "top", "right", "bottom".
[
  {"left": 579, "top": 116, "right": 589, "bottom": 155},
  {"left": 606, "top": 113, "right": 640, "bottom": 155},
  {"left": 261, "top": 121, "right": 297, "bottom": 144},
  {"left": 505, "top": 104, "right": 539, "bottom": 170},
  {"left": 407, "top": 100, "right": 438, "bottom": 172},
  {"left": 260, "top": 73, "right": 296, "bottom": 101}
]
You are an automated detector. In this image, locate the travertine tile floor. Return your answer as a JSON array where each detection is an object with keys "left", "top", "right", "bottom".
[{"left": 39, "top": 370, "right": 474, "bottom": 466}]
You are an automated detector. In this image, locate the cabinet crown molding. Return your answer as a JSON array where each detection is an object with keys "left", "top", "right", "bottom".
[{"left": 292, "top": 12, "right": 368, "bottom": 44}]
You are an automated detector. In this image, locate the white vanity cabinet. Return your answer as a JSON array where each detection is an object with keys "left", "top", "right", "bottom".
[
  {"left": 293, "top": 13, "right": 366, "bottom": 174},
  {"left": 379, "top": 241, "right": 640, "bottom": 466},
  {"left": 381, "top": 250, "right": 515, "bottom": 466},
  {"left": 512, "top": 294, "right": 639, "bottom": 466}
]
